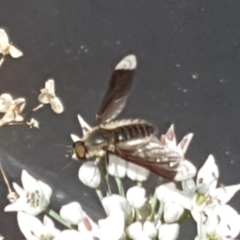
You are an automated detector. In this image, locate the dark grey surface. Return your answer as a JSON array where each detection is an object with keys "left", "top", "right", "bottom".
[{"left": 0, "top": 0, "right": 240, "bottom": 239}]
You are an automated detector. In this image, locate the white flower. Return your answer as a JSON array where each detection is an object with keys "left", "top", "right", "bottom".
[
  {"left": 17, "top": 212, "right": 60, "bottom": 240},
  {"left": 0, "top": 94, "right": 26, "bottom": 126},
  {"left": 126, "top": 221, "right": 157, "bottom": 240},
  {"left": 26, "top": 118, "right": 39, "bottom": 129},
  {"left": 78, "top": 162, "right": 101, "bottom": 188},
  {"left": 38, "top": 79, "right": 64, "bottom": 114},
  {"left": 60, "top": 202, "right": 84, "bottom": 225},
  {"left": 159, "top": 124, "right": 193, "bottom": 159},
  {"left": 156, "top": 155, "right": 240, "bottom": 222},
  {"left": 4, "top": 170, "right": 52, "bottom": 215},
  {"left": 108, "top": 154, "right": 127, "bottom": 178},
  {"left": 101, "top": 194, "right": 132, "bottom": 221},
  {"left": 0, "top": 93, "right": 13, "bottom": 112},
  {"left": 127, "top": 162, "right": 149, "bottom": 182},
  {"left": 126, "top": 186, "right": 147, "bottom": 209},
  {"left": 195, "top": 205, "right": 240, "bottom": 240},
  {"left": 158, "top": 222, "right": 180, "bottom": 240},
  {"left": 0, "top": 29, "right": 23, "bottom": 67}
]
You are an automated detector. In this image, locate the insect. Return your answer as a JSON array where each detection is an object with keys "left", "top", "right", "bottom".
[{"left": 73, "top": 55, "right": 182, "bottom": 179}]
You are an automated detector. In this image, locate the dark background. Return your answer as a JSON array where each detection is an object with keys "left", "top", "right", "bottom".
[{"left": 0, "top": 0, "right": 240, "bottom": 239}]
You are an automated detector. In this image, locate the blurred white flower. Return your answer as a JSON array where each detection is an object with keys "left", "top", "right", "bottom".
[
  {"left": 126, "top": 186, "right": 147, "bottom": 209},
  {"left": 108, "top": 154, "right": 127, "bottom": 178},
  {"left": 0, "top": 29, "right": 23, "bottom": 67},
  {"left": 17, "top": 212, "right": 60, "bottom": 240},
  {"left": 78, "top": 162, "right": 101, "bottom": 188},
  {"left": 126, "top": 221, "right": 157, "bottom": 240},
  {"left": 195, "top": 205, "right": 240, "bottom": 240},
  {"left": 4, "top": 170, "right": 52, "bottom": 215},
  {"left": 60, "top": 202, "right": 84, "bottom": 225},
  {"left": 37, "top": 79, "right": 64, "bottom": 114},
  {"left": 127, "top": 162, "right": 149, "bottom": 182},
  {"left": 158, "top": 222, "right": 180, "bottom": 240}
]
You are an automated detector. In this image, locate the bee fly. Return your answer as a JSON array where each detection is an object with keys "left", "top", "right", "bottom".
[{"left": 73, "top": 55, "right": 181, "bottom": 180}]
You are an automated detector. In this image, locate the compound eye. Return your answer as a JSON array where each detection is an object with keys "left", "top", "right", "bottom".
[{"left": 74, "top": 142, "right": 87, "bottom": 159}]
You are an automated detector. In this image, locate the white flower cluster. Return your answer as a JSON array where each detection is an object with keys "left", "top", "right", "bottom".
[{"left": 3, "top": 113, "right": 240, "bottom": 240}]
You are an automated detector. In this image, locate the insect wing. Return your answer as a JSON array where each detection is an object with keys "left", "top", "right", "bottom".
[
  {"left": 96, "top": 54, "right": 137, "bottom": 124},
  {"left": 113, "top": 140, "right": 182, "bottom": 180}
]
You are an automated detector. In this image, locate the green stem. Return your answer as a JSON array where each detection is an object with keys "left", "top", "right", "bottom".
[
  {"left": 95, "top": 188, "right": 104, "bottom": 201},
  {"left": 115, "top": 177, "right": 125, "bottom": 196},
  {"left": 154, "top": 201, "right": 164, "bottom": 225},
  {"left": 137, "top": 181, "right": 142, "bottom": 187},
  {"left": 104, "top": 174, "right": 112, "bottom": 195},
  {"left": 47, "top": 208, "right": 74, "bottom": 229},
  {"left": 147, "top": 192, "right": 158, "bottom": 221}
]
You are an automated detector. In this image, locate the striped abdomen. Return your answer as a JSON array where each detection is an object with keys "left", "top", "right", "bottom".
[{"left": 112, "top": 123, "right": 155, "bottom": 143}]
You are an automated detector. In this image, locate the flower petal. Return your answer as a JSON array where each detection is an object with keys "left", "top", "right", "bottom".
[
  {"left": 158, "top": 223, "right": 179, "bottom": 240},
  {"left": 45, "top": 79, "right": 55, "bottom": 96},
  {"left": 108, "top": 154, "right": 127, "bottom": 178},
  {"left": 178, "top": 133, "right": 194, "bottom": 155},
  {"left": 60, "top": 202, "right": 84, "bottom": 225},
  {"left": 9, "top": 45, "right": 23, "bottom": 58},
  {"left": 17, "top": 212, "right": 45, "bottom": 240},
  {"left": 174, "top": 160, "right": 196, "bottom": 181},
  {"left": 156, "top": 184, "right": 191, "bottom": 210},
  {"left": 126, "top": 221, "right": 142, "bottom": 239},
  {"left": 127, "top": 162, "right": 149, "bottom": 182},
  {"left": 78, "top": 162, "right": 101, "bottom": 188},
  {"left": 196, "top": 155, "right": 219, "bottom": 193},
  {"left": 98, "top": 211, "right": 125, "bottom": 240},
  {"left": 211, "top": 183, "right": 240, "bottom": 204},
  {"left": 38, "top": 180, "right": 52, "bottom": 202},
  {"left": 21, "top": 170, "right": 39, "bottom": 192},
  {"left": 143, "top": 221, "right": 157, "bottom": 238},
  {"left": 0, "top": 29, "right": 9, "bottom": 52},
  {"left": 163, "top": 202, "right": 184, "bottom": 223},
  {"left": 126, "top": 186, "right": 147, "bottom": 209},
  {"left": 181, "top": 178, "right": 196, "bottom": 196},
  {"left": 50, "top": 97, "right": 64, "bottom": 114},
  {"left": 77, "top": 114, "right": 91, "bottom": 137},
  {"left": 101, "top": 194, "right": 131, "bottom": 220}
]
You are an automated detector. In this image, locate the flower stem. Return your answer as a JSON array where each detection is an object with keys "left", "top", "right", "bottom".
[
  {"left": 115, "top": 177, "right": 125, "bottom": 196},
  {"left": 154, "top": 201, "right": 164, "bottom": 225},
  {"left": 148, "top": 192, "right": 158, "bottom": 221},
  {"left": 137, "top": 181, "right": 142, "bottom": 187},
  {"left": 47, "top": 208, "right": 74, "bottom": 229},
  {"left": 95, "top": 188, "right": 104, "bottom": 201}
]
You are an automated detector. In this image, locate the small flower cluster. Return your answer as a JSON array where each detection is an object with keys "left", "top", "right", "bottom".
[
  {"left": 0, "top": 28, "right": 64, "bottom": 128},
  {"left": 0, "top": 78, "right": 64, "bottom": 128},
  {"left": 2, "top": 113, "right": 240, "bottom": 240}
]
